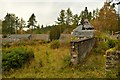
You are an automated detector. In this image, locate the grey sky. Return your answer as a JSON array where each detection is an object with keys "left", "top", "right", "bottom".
[{"left": 0, "top": 0, "right": 109, "bottom": 26}]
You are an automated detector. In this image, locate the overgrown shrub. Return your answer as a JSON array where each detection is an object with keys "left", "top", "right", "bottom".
[
  {"left": 107, "top": 39, "right": 118, "bottom": 48},
  {"left": 100, "top": 42, "right": 109, "bottom": 51},
  {"left": 49, "top": 26, "right": 61, "bottom": 41},
  {"left": 50, "top": 40, "right": 60, "bottom": 49},
  {"left": 2, "top": 47, "right": 34, "bottom": 71}
]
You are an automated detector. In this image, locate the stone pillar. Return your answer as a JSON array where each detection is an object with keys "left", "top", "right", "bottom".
[{"left": 70, "top": 42, "right": 78, "bottom": 66}]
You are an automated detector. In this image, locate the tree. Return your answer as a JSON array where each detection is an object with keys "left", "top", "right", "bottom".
[
  {"left": 66, "top": 8, "right": 73, "bottom": 26},
  {"left": 56, "top": 10, "right": 66, "bottom": 25},
  {"left": 55, "top": 9, "right": 66, "bottom": 33},
  {"left": 88, "top": 12, "right": 92, "bottom": 21},
  {"left": 80, "top": 7, "right": 89, "bottom": 25},
  {"left": 15, "top": 17, "right": 20, "bottom": 34},
  {"left": 41, "top": 25, "right": 44, "bottom": 29},
  {"left": 34, "top": 24, "right": 42, "bottom": 34},
  {"left": 92, "top": 8, "right": 99, "bottom": 20},
  {"left": 79, "top": 7, "right": 93, "bottom": 25},
  {"left": 72, "top": 14, "right": 80, "bottom": 28},
  {"left": 19, "top": 18, "right": 26, "bottom": 34},
  {"left": 91, "top": 2, "right": 118, "bottom": 33},
  {"left": 2, "top": 13, "right": 17, "bottom": 34},
  {"left": 27, "top": 13, "right": 37, "bottom": 33}
]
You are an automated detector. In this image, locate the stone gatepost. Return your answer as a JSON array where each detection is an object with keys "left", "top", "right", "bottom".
[
  {"left": 70, "top": 42, "right": 78, "bottom": 65},
  {"left": 105, "top": 49, "right": 120, "bottom": 78}
]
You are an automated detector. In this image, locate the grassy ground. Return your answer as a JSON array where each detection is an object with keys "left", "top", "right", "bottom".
[{"left": 2, "top": 40, "right": 107, "bottom": 78}]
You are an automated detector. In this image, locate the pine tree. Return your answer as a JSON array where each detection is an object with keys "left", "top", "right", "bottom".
[
  {"left": 27, "top": 13, "right": 37, "bottom": 33},
  {"left": 66, "top": 8, "right": 73, "bottom": 26},
  {"left": 2, "top": 13, "right": 17, "bottom": 34},
  {"left": 19, "top": 18, "right": 26, "bottom": 34},
  {"left": 72, "top": 14, "right": 80, "bottom": 28},
  {"left": 56, "top": 10, "right": 66, "bottom": 25}
]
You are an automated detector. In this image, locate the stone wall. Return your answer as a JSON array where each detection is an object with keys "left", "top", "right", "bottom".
[
  {"left": 32, "top": 34, "right": 49, "bottom": 41},
  {"left": 70, "top": 37, "right": 95, "bottom": 65},
  {"left": 105, "top": 50, "right": 120, "bottom": 77},
  {"left": 2, "top": 34, "right": 72, "bottom": 44}
]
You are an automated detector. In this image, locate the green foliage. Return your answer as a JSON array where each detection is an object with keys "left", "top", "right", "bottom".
[
  {"left": 34, "top": 28, "right": 42, "bottom": 34},
  {"left": 2, "top": 47, "right": 34, "bottom": 71},
  {"left": 27, "top": 13, "right": 37, "bottom": 33},
  {"left": 100, "top": 42, "right": 109, "bottom": 51},
  {"left": 79, "top": 7, "right": 93, "bottom": 25},
  {"left": 49, "top": 26, "right": 61, "bottom": 41},
  {"left": 93, "top": 39, "right": 109, "bottom": 54},
  {"left": 2, "top": 13, "right": 19, "bottom": 34},
  {"left": 50, "top": 40, "right": 60, "bottom": 49},
  {"left": 63, "top": 55, "right": 71, "bottom": 68},
  {"left": 106, "top": 71, "right": 117, "bottom": 78},
  {"left": 56, "top": 9, "right": 66, "bottom": 25},
  {"left": 107, "top": 39, "right": 118, "bottom": 48},
  {"left": 72, "top": 14, "right": 80, "bottom": 27},
  {"left": 66, "top": 8, "right": 73, "bottom": 26}
]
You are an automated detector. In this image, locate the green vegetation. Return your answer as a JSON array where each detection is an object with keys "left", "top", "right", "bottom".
[
  {"left": 2, "top": 1, "right": 120, "bottom": 34},
  {"left": 27, "top": 13, "right": 37, "bottom": 33},
  {"left": 2, "top": 47, "right": 34, "bottom": 71},
  {"left": 107, "top": 39, "right": 118, "bottom": 48},
  {"left": 49, "top": 26, "right": 61, "bottom": 41},
  {"left": 1, "top": 1, "right": 120, "bottom": 78},
  {"left": 2, "top": 32, "right": 120, "bottom": 78},
  {"left": 2, "top": 40, "right": 106, "bottom": 78},
  {"left": 50, "top": 40, "right": 60, "bottom": 49}
]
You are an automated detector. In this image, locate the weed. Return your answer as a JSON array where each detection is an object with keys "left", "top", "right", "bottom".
[
  {"left": 38, "top": 58, "right": 43, "bottom": 67},
  {"left": 63, "top": 55, "right": 71, "bottom": 68},
  {"left": 107, "top": 39, "right": 118, "bottom": 48},
  {"left": 50, "top": 40, "right": 60, "bottom": 49}
]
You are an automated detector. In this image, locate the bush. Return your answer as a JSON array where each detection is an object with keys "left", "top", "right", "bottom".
[
  {"left": 2, "top": 47, "right": 34, "bottom": 71},
  {"left": 107, "top": 39, "right": 118, "bottom": 48},
  {"left": 50, "top": 40, "right": 60, "bottom": 49},
  {"left": 49, "top": 26, "right": 61, "bottom": 41}
]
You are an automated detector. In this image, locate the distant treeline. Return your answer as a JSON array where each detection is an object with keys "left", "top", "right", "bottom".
[{"left": 0, "top": 1, "right": 120, "bottom": 35}]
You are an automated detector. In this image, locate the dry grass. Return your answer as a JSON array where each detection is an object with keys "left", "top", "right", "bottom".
[{"left": 2, "top": 40, "right": 106, "bottom": 78}]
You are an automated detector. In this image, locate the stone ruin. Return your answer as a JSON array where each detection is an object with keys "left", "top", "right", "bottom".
[{"left": 105, "top": 50, "right": 120, "bottom": 77}]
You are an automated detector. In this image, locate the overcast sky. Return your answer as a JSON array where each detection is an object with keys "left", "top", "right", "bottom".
[{"left": 1, "top": 0, "right": 119, "bottom": 26}]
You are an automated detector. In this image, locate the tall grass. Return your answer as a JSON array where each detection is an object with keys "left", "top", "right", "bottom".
[{"left": 2, "top": 39, "right": 107, "bottom": 78}]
